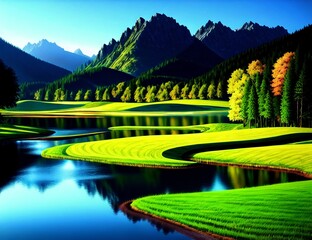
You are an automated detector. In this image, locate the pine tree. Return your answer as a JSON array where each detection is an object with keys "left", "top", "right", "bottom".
[
  {"left": 241, "top": 79, "right": 251, "bottom": 125},
  {"left": 294, "top": 63, "right": 307, "bottom": 127},
  {"left": 247, "top": 84, "right": 258, "bottom": 127},
  {"left": 216, "top": 81, "right": 223, "bottom": 99},
  {"left": 263, "top": 91, "right": 273, "bottom": 126},
  {"left": 280, "top": 60, "right": 296, "bottom": 125}
]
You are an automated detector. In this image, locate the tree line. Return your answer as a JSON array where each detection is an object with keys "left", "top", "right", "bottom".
[
  {"left": 33, "top": 78, "right": 224, "bottom": 102},
  {"left": 228, "top": 51, "right": 311, "bottom": 128}
]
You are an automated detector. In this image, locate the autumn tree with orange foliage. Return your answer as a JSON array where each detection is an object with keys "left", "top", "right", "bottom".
[{"left": 271, "top": 52, "right": 295, "bottom": 96}]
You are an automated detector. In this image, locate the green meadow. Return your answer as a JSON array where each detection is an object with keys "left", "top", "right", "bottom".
[
  {"left": 0, "top": 99, "right": 228, "bottom": 116},
  {"left": 42, "top": 126, "right": 312, "bottom": 173},
  {"left": 131, "top": 180, "right": 312, "bottom": 239},
  {"left": 2, "top": 99, "right": 312, "bottom": 239}
]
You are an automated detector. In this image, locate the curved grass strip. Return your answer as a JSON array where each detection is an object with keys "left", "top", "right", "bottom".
[
  {"left": 131, "top": 180, "right": 312, "bottom": 239},
  {"left": 42, "top": 127, "right": 312, "bottom": 169},
  {"left": 0, "top": 124, "right": 54, "bottom": 141},
  {"left": 193, "top": 143, "right": 312, "bottom": 176}
]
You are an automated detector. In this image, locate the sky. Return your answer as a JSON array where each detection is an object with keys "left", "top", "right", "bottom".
[{"left": 0, "top": 0, "right": 311, "bottom": 57}]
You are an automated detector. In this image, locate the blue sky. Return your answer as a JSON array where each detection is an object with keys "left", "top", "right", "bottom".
[{"left": 0, "top": 0, "right": 311, "bottom": 56}]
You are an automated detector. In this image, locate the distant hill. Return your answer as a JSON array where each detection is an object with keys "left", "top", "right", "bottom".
[
  {"left": 0, "top": 38, "right": 70, "bottom": 83},
  {"left": 90, "top": 13, "right": 194, "bottom": 76},
  {"left": 23, "top": 39, "right": 91, "bottom": 71},
  {"left": 195, "top": 21, "right": 288, "bottom": 58}
]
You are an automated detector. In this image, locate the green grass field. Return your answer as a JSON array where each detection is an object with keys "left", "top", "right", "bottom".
[
  {"left": 193, "top": 143, "right": 312, "bottom": 176},
  {"left": 0, "top": 99, "right": 228, "bottom": 116},
  {"left": 42, "top": 127, "right": 312, "bottom": 171},
  {"left": 131, "top": 180, "right": 312, "bottom": 239}
]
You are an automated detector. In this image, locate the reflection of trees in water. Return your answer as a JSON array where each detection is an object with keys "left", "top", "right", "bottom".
[
  {"left": 225, "top": 165, "right": 304, "bottom": 189},
  {"left": 78, "top": 165, "right": 217, "bottom": 213},
  {"left": 7, "top": 113, "right": 229, "bottom": 133},
  {"left": 0, "top": 142, "right": 36, "bottom": 189}
]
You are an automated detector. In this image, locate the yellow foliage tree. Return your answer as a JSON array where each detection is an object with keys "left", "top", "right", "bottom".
[
  {"left": 228, "top": 69, "right": 249, "bottom": 121},
  {"left": 247, "top": 60, "right": 265, "bottom": 77}
]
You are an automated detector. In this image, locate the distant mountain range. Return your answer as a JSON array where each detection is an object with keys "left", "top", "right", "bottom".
[
  {"left": 88, "top": 13, "right": 288, "bottom": 76},
  {"left": 23, "top": 39, "right": 92, "bottom": 71},
  {"left": 1, "top": 13, "right": 291, "bottom": 100},
  {"left": 195, "top": 20, "right": 288, "bottom": 58},
  {"left": 0, "top": 38, "right": 70, "bottom": 83}
]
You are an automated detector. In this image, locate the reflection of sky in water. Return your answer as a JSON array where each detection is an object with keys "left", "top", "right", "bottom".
[
  {"left": 201, "top": 174, "right": 228, "bottom": 192},
  {"left": 209, "top": 174, "right": 228, "bottom": 191},
  {"left": 14, "top": 160, "right": 110, "bottom": 190},
  {"left": 0, "top": 180, "right": 188, "bottom": 240}
]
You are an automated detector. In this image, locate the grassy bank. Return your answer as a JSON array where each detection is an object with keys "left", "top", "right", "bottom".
[
  {"left": 0, "top": 99, "right": 228, "bottom": 117},
  {"left": 42, "top": 127, "right": 312, "bottom": 170},
  {"left": 193, "top": 142, "right": 312, "bottom": 176},
  {"left": 0, "top": 124, "right": 54, "bottom": 141},
  {"left": 131, "top": 180, "right": 312, "bottom": 239}
]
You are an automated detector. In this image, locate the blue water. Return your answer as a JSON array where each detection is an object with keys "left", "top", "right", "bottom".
[{"left": 0, "top": 118, "right": 307, "bottom": 240}]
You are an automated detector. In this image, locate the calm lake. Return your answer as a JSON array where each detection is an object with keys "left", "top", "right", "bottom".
[{"left": 0, "top": 115, "right": 307, "bottom": 240}]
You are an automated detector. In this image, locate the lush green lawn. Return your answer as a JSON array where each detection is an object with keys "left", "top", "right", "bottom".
[
  {"left": 0, "top": 124, "right": 54, "bottom": 141},
  {"left": 42, "top": 127, "right": 312, "bottom": 170},
  {"left": 131, "top": 180, "right": 312, "bottom": 239},
  {"left": 0, "top": 99, "right": 228, "bottom": 116},
  {"left": 193, "top": 143, "right": 312, "bottom": 176},
  {"left": 131, "top": 181, "right": 312, "bottom": 239}
]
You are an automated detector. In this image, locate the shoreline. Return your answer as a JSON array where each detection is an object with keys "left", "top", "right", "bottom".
[
  {"left": 119, "top": 200, "right": 233, "bottom": 240},
  {"left": 192, "top": 158, "right": 312, "bottom": 179}
]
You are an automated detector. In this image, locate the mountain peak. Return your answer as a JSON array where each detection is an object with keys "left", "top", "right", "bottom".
[
  {"left": 92, "top": 13, "right": 193, "bottom": 76},
  {"left": 74, "top": 48, "right": 88, "bottom": 57},
  {"left": 22, "top": 39, "right": 90, "bottom": 71},
  {"left": 240, "top": 21, "right": 260, "bottom": 31},
  {"left": 195, "top": 20, "right": 288, "bottom": 58},
  {"left": 195, "top": 20, "right": 230, "bottom": 41}
]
